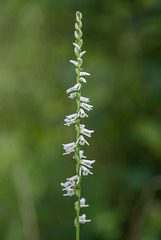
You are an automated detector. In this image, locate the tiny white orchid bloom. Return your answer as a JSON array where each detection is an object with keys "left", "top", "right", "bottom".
[
  {"left": 66, "top": 175, "right": 80, "bottom": 184},
  {"left": 80, "top": 124, "right": 94, "bottom": 137},
  {"left": 81, "top": 102, "right": 93, "bottom": 111},
  {"left": 76, "top": 135, "right": 89, "bottom": 146},
  {"left": 61, "top": 176, "right": 78, "bottom": 188},
  {"left": 79, "top": 77, "right": 87, "bottom": 83},
  {"left": 65, "top": 113, "right": 78, "bottom": 120},
  {"left": 81, "top": 159, "right": 95, "bottom": 168},
  {"left": 64, "top": 113, "right": 78, "bottom": 122},
  {"left": 75, "top": 197, "right": 89, "bottom": 211},
  {"left": 78, "top": 108, "right": 88, "bottom": 118},
  {"left": 63, "top": 187, "right": 75, "bottom": 197},
  {"left": 79, "top": 214, "right": 91, "bottom": 224},
  {"left": 64, "top": 113, "right": 78, "bottom": 126},
  {"left": 73, "top": 42, "right": 80, "bottom": 50},
  {"left": 68, "top": 92, "right": 77, "bottom": 99},
  {"left": 80, "top": 198, "right": 89, "bottom": 207},
  {"left": 63, "top": 142, "right": 77, "bottom": 155},
  {"left": 80, "top": 96, "right": 90, "bottom": 103},
  {"left": 61, "top": 180, "right": 72, "bottom": 188},
  {"left": 80, "top": 71, "right": 90, "bottom": 76},
  {"left": 66, "top": 83, "right": 81, "bottom": 93},
  {"left": 61, "top": 175, "right": 80, "bottom": 197},
  {"left": 64, "top": 121, "right": 75, "bottom": 126},
  {"left": 79, "top": 165, "right": 93, "bottom": 176},
  {"left": 79, "top": 150, "right": 87, "bottom": 159},
  {"left": 80, "top": 51, "right": 86, "bottom": 57},
  {"left": 70, "top": 60, "right": 78, "bottom": 67},
  {"left": 73, "top": 150, "right": 87, "bottom": 160}
]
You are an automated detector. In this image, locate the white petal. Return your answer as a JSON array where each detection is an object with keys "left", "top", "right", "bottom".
[
  {"left": 64, "top": 113, "right": 77, "bottom": 123},
  {"left": 80, "top": 51, "right": 86, "bottom": 57},
  {"left": 79, "top": 77, "right": 87, "bottom": 83},
  {"left": 81, "top": 160, "right": 95, "bottom": 168},
  {"left": 70, "top": 60, "right": 78, "bottom": 67},
  {"left": 67, "top": 175, "right": 80, "bottom": 184},
  {"left": 80, "top": 166, "right": 93, "bottom": 176},
  {"left": 80, "top": 127, "right": 94, "bottom": 137},
  {"left": 81, "top": 103, "right": 93, "bottom": 111},
  {"left": 68, "top": 92, "right": 77, "bottom": 99},
  {"left": 79, "top": 150, "right": 87, "bottom": 159},
  {"left": 80, "top": 96, "right": 89, "bottom": 102},
  {"left": 80, "top": 198, "right": 89, "bottom": 207},
  {"left": 74, "top": 31, "right": 79, "bottom": 39},
  {"left": 78, "top": 108, "right": 88, "bottom": 118},
  {"left": 66, "top": 83, "right": 81, "bottom": 93},
  {"left": 79, "top": 214, "right": 91, "bottom": 224},
  {"left": 76, "top": 135, "right": 89, "bottom": 146},
  {"left": 73, "top": 42, "right": 80, "bottom": 50},
  {"left": 80, "top": 72, "right": 90, "bottom": 76}
]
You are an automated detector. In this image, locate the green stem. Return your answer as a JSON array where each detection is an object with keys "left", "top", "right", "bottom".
[
  {"left": 75, "top": 11, "right": 83, "bottom": 240},
  {"left": 76, "top": 66, "right": 81, "bottom": 240},
  {"left": 76, "top": 189, "right": 80, "bottom": 240},
  {"left": 75, "top": 94, "right": 81, "bottom": 240}
]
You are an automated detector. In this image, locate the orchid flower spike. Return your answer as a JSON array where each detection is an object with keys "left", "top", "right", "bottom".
[{"left": 61, "top": 11, "right": 95, "bottom": 239}]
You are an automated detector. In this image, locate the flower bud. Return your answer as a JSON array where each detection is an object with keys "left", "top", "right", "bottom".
[
  {"left": 74, "top": 31, "right": 79, "bottom": 39},
  {"left": 78, "top": 29, "right": 82, "bottom": 38},
  {"left": 76, "top": 11, "right": 82, "bottom": 20},
  {"left": 75, "top": 23, "right": 79, "bottom": 30}
]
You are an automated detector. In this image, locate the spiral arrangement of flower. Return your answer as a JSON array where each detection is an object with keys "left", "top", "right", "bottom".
[{"left": 61, "top": 11, "right": 95, "bottom": 240}]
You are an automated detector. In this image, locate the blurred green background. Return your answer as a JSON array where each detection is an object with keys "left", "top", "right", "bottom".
[{"left": 0, "top": 0, "right": 161, "bottom": 239}]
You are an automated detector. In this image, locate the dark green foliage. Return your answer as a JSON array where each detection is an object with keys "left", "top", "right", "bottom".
[{"left": 0, "top": 0, "right": 161, "bottom": 239}]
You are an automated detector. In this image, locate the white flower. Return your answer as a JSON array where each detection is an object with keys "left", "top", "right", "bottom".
[
  {"left": 79, "top": 214, "right": 91, "bottom": 224},
  {"left": 78, "top": 108, "right": 88, "bottom": 118},
  {"left": 63, "top": 142, "right": 77, "bottom": 155},
  {"left": 80, "top": 51, "right": 86, "bottom": 57},
  {"left": 81, "top": 159, "right": 95, "bottom": 168},
  {"left": 74, "top": 198, "right": 89, "bottom": 211},
  {"left": 61, "top": 177, "right": 75, "bottom": 187},
  {"left": 76, "top": 135, "right": 89, "bottom": 146},
  {"left": 79, "top": 77, "right": 86, "bottom": 83},
  {"left": 73, "top": 150, "right": 87, "bottom": 160},
  {"left": 80, "top": 96, "right": 89, "bottom": 103},
  {"left": 66, "top": 175, "right": 80, "bottom": 184},
  {"left": 79, "top": 166, "right": 93, "bottom": 176},
  {"left": 70, "top": 60, "right": 78, "bottom": 67},
  {"left": 80, "top": 72, "right": 90, "bottom": 76},
  {"left": 61, "top": 175, "right": 80, "bottom": 197},
  {"left": 66, "top": 83, "right": 81, "bottom": 93},
  {"left": 68, "top": 92, "right": 77, "bottom": 99},
  {"left": 63, "top": 187, "right": 75, "bottom": 197},
  {"left": 73, "top": 42, "right": 80, "bottom": 50},
  {"left": 64, "top": 113, "right": 77, "bottom": 120},
  {"left": 64, "top": 113, "right": 78, "bottom": 126},
  {"left": 80, "top": 198, "right": 89, "bottom": 207},
  {"left": 61, "top": 181, "right": 71, "bottom": 188},
  {"left": 79, "top": 150, "right": 87, "bottom": 159},
  {"left": 80, "top": 124, "right": 94, "bottom": 137},
  {"left": 81, "top": 103, "right": 93, "bottom": 111}
]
